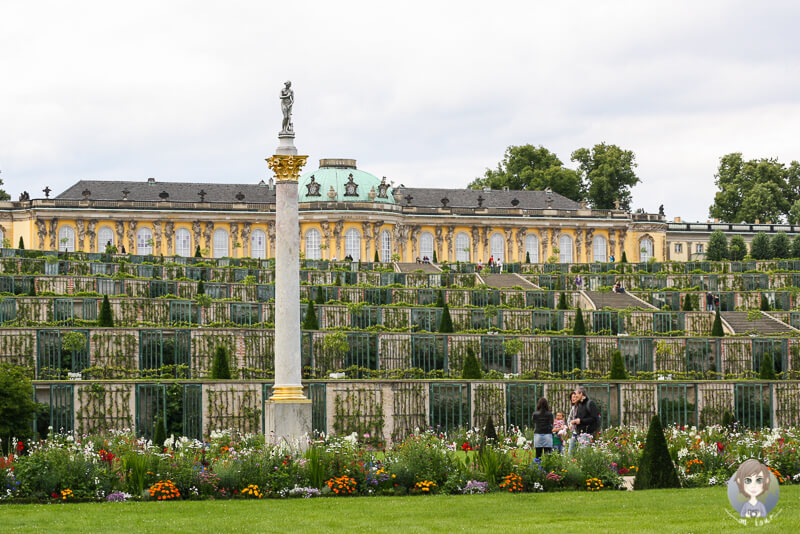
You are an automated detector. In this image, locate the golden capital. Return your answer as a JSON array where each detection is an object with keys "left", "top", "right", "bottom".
[
  {"left": 266, "top": 154, "right": 308, "bottom": 183},
  {"left": 269, "top": 385, "right": 311, "bottom": 403}
]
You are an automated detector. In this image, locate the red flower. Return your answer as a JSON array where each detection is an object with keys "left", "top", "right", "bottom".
[
  {"left": 461, "top": 442, "right": 472, "bottom": 451},
  {"left": 716, "top": 442, "right": 724, "bottom": 453},
  {"left": 15, "top": 442, "right": 24, "bottom": 453}
]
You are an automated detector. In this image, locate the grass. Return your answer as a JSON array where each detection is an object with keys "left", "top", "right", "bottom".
[{"left": 2, "top": 485, "right": 797, "bottom": 533}]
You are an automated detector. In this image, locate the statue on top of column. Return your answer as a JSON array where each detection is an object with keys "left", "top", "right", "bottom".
[{"left": 280, "top": 81, "right": 294, "bottom": 135}]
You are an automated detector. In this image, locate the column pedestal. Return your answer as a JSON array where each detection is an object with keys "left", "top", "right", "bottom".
[{"left": 264, "top": 399, "right": 312, "bottom": 448}]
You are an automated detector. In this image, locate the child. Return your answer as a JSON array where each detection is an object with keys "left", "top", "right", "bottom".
[{"left": 552, "top": 412, "right": 567, "bottom": 453}]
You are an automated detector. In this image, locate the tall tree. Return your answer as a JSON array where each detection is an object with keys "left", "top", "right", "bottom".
[
  {"left": 0, "top": 178, "right": 9, "bottom": 201},
  {"left": 705, "top": 230, "right": 728, "bottom": 261},
  {"left": 470, "top": 145, "right": 582, "bottom": 201},
  {"left": 750, "top": 232, "right": 771, "bottom": 260},
  {"left": 729, "top": 235, "right": 747, "bottom": 261},
  {"left": 771, "top": 232, "right": 791, "bottom": 259},
  {"left": 571, "top": 143, "right": 640, "bottom": 210}
]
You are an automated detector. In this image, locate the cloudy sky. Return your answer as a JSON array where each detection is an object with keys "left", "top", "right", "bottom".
[{"left": 2, "top": 1, "right": 799, "bottom": 222}]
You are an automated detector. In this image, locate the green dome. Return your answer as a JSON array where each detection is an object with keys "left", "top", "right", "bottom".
[{"left": 298, "top": 159, "right": 396, "bottom": 204}]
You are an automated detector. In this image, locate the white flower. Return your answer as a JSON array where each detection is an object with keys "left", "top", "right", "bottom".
[
  {"left": 516, "top": 436, "right": 527, "bottom": 448},
  {"left": 677, "top": 448, "right": 688, "bottom": 460}
]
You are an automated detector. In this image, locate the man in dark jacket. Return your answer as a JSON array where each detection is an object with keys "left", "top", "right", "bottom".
[{"left": 569, "top": 386, "right": 599, "bottom": 436}]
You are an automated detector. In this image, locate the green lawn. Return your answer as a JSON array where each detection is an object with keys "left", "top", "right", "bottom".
[{"left": 2, "top": 486, "right": 797, "bottom": 533}]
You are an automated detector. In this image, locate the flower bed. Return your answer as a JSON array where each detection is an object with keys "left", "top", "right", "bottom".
[{"left": 1, "top": 425, "right": 798, "bottom": 502}]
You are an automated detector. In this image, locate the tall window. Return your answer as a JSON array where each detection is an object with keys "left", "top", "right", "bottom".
[
  {"left": 420, "top": 231, "right": 434, "bottom": 259},
  {"left": 251, "top": 229, "right": 267, "bottom": 259},
  {"left": 98, "top": 226, "right": 114, "bottom": 251},
  {"left": 213, "top": 229, "right": 229, "bottom": 258},
  {"left": 490, "top": 232, "right": 505, "bottom": 261},
  {"left": 344, "top": 228, "right": 361, "bottom": 260},
  {"left": 58, "top": 226, "right": 75, "bottom": 252},
  {"left": 641, "top": 238, "right": 655, "bottom": 262},
  {"left": 137, "top": 227, "right": 153, "bottom": 255},
  {"left": 175, "top": 228, "right": 192, "bottom": 257},
  {"left": 380, "top": 230, "right": 392, "bottom": 262},
  {"left": 305, "top": 228, "right": 321, "bottom": 259},
  {"left": 455, "top": 232, "right": 470, "bottom": 262},
  {"left": 525, "top": 234, "right": 539, "bottom": 263},
  {"left": 593, "top": 235, "right": 607, "bottom": 262},
  {"left": 559, "top": 234, "right": 573, "bottom": 263}
]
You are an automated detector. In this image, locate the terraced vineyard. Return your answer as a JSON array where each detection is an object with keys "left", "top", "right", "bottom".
[{"left": 2, "top": 249, "right": 799, "bottom": 442}]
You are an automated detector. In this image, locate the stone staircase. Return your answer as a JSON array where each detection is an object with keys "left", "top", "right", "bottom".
[
  {"left": 584, "top": 290, "right": 657, "bottom": 310},
  {"left": 479, "top": 273, "right": 539, "bottom": 289},
  {"left": 395, "top": 262, "right": 441, "bottom": 273},
  {"left": 720, "top": 311, "right": 796, "bottom": 334}
]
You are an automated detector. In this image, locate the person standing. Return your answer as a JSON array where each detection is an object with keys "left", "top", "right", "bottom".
[
  {"left": 531, "top": 397, "right": 554, "bottom": 458},
  {"left": 569, "top": 386, "right": 599, "bottom": 443},
  {"left": 567, "top": 392, "right": 579, "bottom": 454},
  {"left": 705, "top": 292, "right": 714, "bottom": 311},
  {"left": 497, "top": 258, "right": 503, "bottom": 273}
]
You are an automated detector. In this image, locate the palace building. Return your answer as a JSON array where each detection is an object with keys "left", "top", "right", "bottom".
[{"left": 0, "top": 158, "right": 667, "bottom": 262}]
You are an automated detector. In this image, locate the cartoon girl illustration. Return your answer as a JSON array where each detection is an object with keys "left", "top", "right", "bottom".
[{"left": 734, "top": 459, "right": 771, "bottom": 518}]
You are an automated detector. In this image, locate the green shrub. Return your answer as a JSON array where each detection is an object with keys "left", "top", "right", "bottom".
[
  {"left": 315, "top": 287, "right": 325, "bottom": 304},
  {"left": 609, "top": 350, "right": 628, "bottom": 379},
  {"left": 432, "top": 250, "right": 438, "bottom": 263},
  {"left": 197, "top": 280, "right": 205, "bottom": 295},
  {"left": 572, "top": 308, "right": 586, "bottom": 335},
  {"left": 0, "top": 364, "right": 38, "bottom": 453},
  {"left": 461, "top": 347, "right": 482, "bottom": 379},
  {"left": 620, "top": 251, "right": 628, "bottom": 263},
  {"left": 760, "top": 294, "right": 770, "bottom": 311},
  {"left": 771, "top": 232, "right": 790, "bottom": 259},
  {"left": 194, "top": 245, "right": 202, "bottom": 258},
  {"left": 557, "top": 292, "right": 568, "bottom": 310},
  {"left": 98, "top": 294, "right": 114, "bottom": 327},
  {"left": 711, "top": 310, "right": 724, "bottom": 337},
  {"left": 18, "top": 236, "right": 24, "bottom": 250},
  {"left": 438, "top": 302, "right": 454, "bottom": 333},
  {"left": 681, "top": 294, "right": 694, "bottom": 311},
  {"left": 525, "top": 251, "right": 530, "bottom": 263},
  {"left": 721, "top": 410, "right": 734, "bottom": 427},
  {"left": 435, "top": 290, "right": 445, "bottom": 308},
  {"left": 211, "top": 345, "right": 232, "bottom": 379},
  {"left": 634, "top": 414, "right": 680, "bottom": 490},
  {"left": 302, "top": 302, "right": 319, "bottom": 330},
  {"left": 373, "top": 250, "right": 379, "bottom": 262},
  {"left": 750, "top": 232, "right": 771, "bottom": 260},
  {"left": 153, "top": 414, "right": 167, "bottom": 449},
  {"left": 705, "top": 230, "right": 728, "bottom": 261},
  {"left": 759, "top": 353, "right": 777, "bottom": 380},
  {"left": 729, "top": 235, "right": 747, "bottom": 261},
  {"left": 27, "top": 280, "right": 36, "bottom": 296}
]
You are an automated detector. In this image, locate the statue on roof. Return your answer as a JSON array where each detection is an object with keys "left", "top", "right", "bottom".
[{"left": 280, "top": 81, "right": 294, "bottom": 135}]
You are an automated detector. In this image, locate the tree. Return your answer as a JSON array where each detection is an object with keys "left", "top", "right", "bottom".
[
  {"left": 470, "top": 145, "right": 583, "bottom": 201},
  {"left": 758, "top": 353, "right": 777, "bottom": 380},
  {"left": 708, "top": 153, "right": 800, "bottom": 223},
  {"left": 750, "top": 232, "right": 771, "bottom": 260},
  {"left": 571, "top": 143, "right": 640, "bottom": 210},
  {"left": 438, "top": 302, "right": 454, "bottom": 333},
  {"left": 682, "top": 294, "right": 694, "bottom": 311},
  {"left": 711, "top": 310, "right": 724, "bottom": 337},
  {"left": 461, "top": 347, "right": 482, "bottom": 379},
  {"left": 98, "top": 294, "right": 114, "bottom": 327},
  {"left": 18, "top": 236, "right": 24, "bottom": 250},
  {"left": 483, "top": 415, "right": 498, "bottom": 441},
  {"left": 788, "top": 199, "right": 800, "bottom": 225},
  {"left": 771, "top": 232, "right": 790, "bottom": 259},
  {"left": 525, "top": 251, "right": 531, "bottom": 263},
  {"left": 0, "top": 364, "right": 38, "bottom": 453},
  {"left": 572, "top": 308, "right": 586, "bottom": 335},
  {"left": 196, "top": 280, "right": 205, "bottom": 295},
  {"left": 729, "top": 235, "right": 747, "bottom": 261},
  {"left": 194, "top": 245, "right": 202, "bottom": 258},
  {"left": 705, "top": 230, "right": 728, "bottom": 261},
  {"left": 211, "top": 345, "right": 232, "bottom": 379},
  {"left": 302, "top": 302, "right": 319, "bottom": 330},
  {"left": 609, "top": 350, "right": 628, "bottom": 379},
  {"left": 0, "top": 179, "right": 9, "bottom": 201},
  {"left": 153, "top": 414, "right": 167, "bottom": 449},
  {"left": 792, "top": 235, "right": 800, "bottom": 259},
  {"left": 432, "top": 250, "right": 438, "bottom": 263},
  {"left": 620, "top": 251, "right": 628, "bottom": 263},
  {"left": 315, "top": 286, "right": 325, "bottom": 304},
  {"left": 557, "top": 292, "right": 568, "bottom": 310},
  {"left": 634, "top": 415, "right": 680, "bottom": 490},
  {"left": 374, "top": 249, "right": 379, "bottom": 262},
  {"left": 435, "top": 290, "right": 445, "bottom": 308}
]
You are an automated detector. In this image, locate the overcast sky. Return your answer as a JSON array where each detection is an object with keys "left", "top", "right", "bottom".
[{"left": 2, "top": 1, "right": 799, "bottom": 222}]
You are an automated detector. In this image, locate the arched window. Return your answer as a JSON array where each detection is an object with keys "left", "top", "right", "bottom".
[
  {"left": 250, "top": 229, "right": 267, "bottom": 259},
  {"left": 98, "top": 226, "right": 115, "bottom": 252},
  {"left": 640, "top": 237, "right": 654, "bottom": 262},
  {"left": 136, "top": 227, "right": 153, "bottom": 255},
  {"left": 525, "top": 234, "right": 539, "bottom": 263},
  {"left": 175, "top": 228, "right": 192, "bottom": 257},
  {"left": 213, "top": 229, "right": 229, "bottom": 258},
  {"left": 490, "top": 232, "right": 505, "bottom": 261},
  {"left": 420, "top": 231, "right": 434, "bottom": 260},
  {"left": 305, "top": 228, "right": 321, "bottom": 260},
  {"left": 58, "top": 226, "right": 75, "bottom": 252},
  {"left": 559, "top": 234, "right": 573, "bottom": 263},
  {"left": 344, "top": 228, "right": 361, "bottom": 260},
  {"left": 593, "top": 235, "right": 607, "bottom": 262},
  {"left": 455, "top": 232, "right": 470, "bottom": 262},
  {"left": 380, "top": 230, "right": 392, "bottom": 262}
]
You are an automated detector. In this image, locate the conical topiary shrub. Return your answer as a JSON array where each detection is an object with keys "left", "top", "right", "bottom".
[
  {"left": 211, "top": 345, "right": 232, "bottom": 379},
  {"left": 18, "top": 236, "right": 24, "bottom": 250},
  {"left": 461, "top": 347, "right": 482, "bottom": 379},
  {"left": 609, "top": 350, "right": 628, "bottom": 379},
  {"left": 194, "top": 245, "right": 202, "bottom": 258},
  {"left": 374, "top": 250, "right": 379, "bottom": 262},
  {"left": 557, "top": 292, "right": 568, "bottom": 310},
  {"left": 572, "top": 308, "right": 586, "bottom": 335},
  {"left": 682, "top": 294, "right": 694, "bottom": 311},
  {"left": 721, "top": 410, "right": 734, "bottom": 428},
  {"left": 760, "top": 294, "right": 770, "bottom": 311},
  {"left": 711, "top": 310, "right": 723, "bottom": 337},
  {"left": 432, "top": 250, "right": 438, "bottom": 263},
  {"left": 153, "top": 414, "right": 167, "bottom": 450},
  {"left": 334, "top": 272, "right": 341, "bottom": 286},
  {"left": 27, "top": 280, "right": 36, "bottom": 296},
  {"left": 315, "top": 286, "right": 325, "bottom": 304},
  {"left": 302, "top": 302, "right": 319, "bottom": 330},
  {"left": 435, "top": 290, "right": 445, "bottom": 308},
  {"left": 634, "top": 414, "right": 680, "bottom": 490},
  {"left": 483, "top": 415, "right": 498, "bottom": 441},
  {"left": 438, "top": 302, "right": 454, "bottom": 333},
  {"left": 621, "top": 251, "right": 628, "bottom": 263},
  {"left": 98, "top": 294, "right": 114, "bottom": 327},
  {"left": 759, "top": 353, "right": 777, "bottom": 380},
  {"left": 197, "top": 280, "right": 205, "bottom": 295},
  {"left": 525, "top": 251, "right": 530, "bottom": 263}
]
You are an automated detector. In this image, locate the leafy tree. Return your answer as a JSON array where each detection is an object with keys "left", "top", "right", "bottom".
[
  {"left": 557, "top": 292, "right": 568, "bottom": 310},
  {"left": 194, "top": 245, "right": 202, "bottom": 258},
  {"left": 728, "top": 235, "right": 747, "bottom": 261},
  {"left": 609, "top": 350, "right": 628, "bottom": 379},
  {"left": 792, "top": 235, "right": 800, "bottom": 259},
  {"left": 211, "top": 345, "right": 232, "bottom": 379},
  {"left": 470, "top": 145, "right": 583, "bottom": 201},
  {"left": 771, "top": 232, "right": 791, "bottom": 259},
  {"left": 0, "top": 179, "right": 9, "bottom": 201},
  {"left": 711, "top": 310, "right": 724, "bottom": 337},
  {"left": 302, "top": 302, "right": 319, "bottom": 330},
  {"left": 634, "top": 415, "right": 680, "bottom": 490},
  {"left": 788, "top": 199, "right": 800, "bottom": 225},
  {"left": 438, "top": 302, "right": 454, "bottom": 333},
  {"left": 709, "top": 153, "right": 800, "bottom": 223},
  {"left": 572, "top": 308, "right": 586, "bottom": 335},
  {"left": 705, "top": 230, "right": 728, "bottom": 261},
  {"left": 98, "top": 294, "right": 114, "bottom": 327},
  {"left": 750, "top": 232, "right": 771, "bottom": 260},
  {"left": 571, "top": 143, "right": 640, "bottom": 210},
  {"left": 0, "top": 364, "right": 38, "bottom": 453},
  {"left": 461, "top": 347, "right": 482, "bottom": 379},
  {"left": 758, "top": 353, "right": 777, "bottom": 380},
  {"left": 18, "top": 237, "right": 24, "bottom": 250}
]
